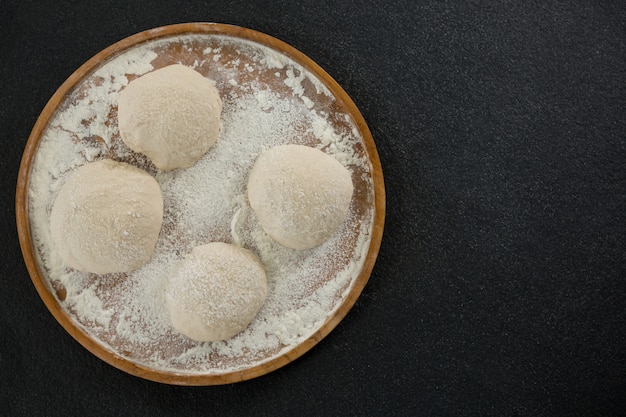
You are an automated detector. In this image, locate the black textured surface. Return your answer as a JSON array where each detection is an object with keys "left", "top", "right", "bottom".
[{"left": 2, "top": 1, "right": 625, "bottom": 416}]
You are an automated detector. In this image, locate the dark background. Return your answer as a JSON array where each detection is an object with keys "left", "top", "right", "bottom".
[{"left": 1, "top": 1, "right": 624, "bottom": 416}]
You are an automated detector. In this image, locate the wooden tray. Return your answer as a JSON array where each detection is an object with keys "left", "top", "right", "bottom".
[{"left": 16, "top": 23, "right": 385, "bottom": 385}]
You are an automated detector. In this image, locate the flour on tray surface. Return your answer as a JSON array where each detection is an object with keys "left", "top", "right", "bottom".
[{"left": 28, "top": 33, "right": 374, "bottom": 374}]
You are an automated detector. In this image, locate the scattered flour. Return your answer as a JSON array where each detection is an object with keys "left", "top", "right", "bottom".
[{"left": 27, "top": 33, "right": 375, "bottom": 375}]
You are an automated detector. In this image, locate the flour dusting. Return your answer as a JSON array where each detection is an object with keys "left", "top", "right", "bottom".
[{"left": 28, "top": 33, "right": 375, "bottom": 375}]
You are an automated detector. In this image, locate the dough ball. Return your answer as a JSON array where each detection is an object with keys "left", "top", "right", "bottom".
[
  {"left": 117, "top": 64, "right": 222, "bottom": 171},
  {"left": 165, "top": 243, "right": 268, "bottom": 342},
  {"left": 49, "top": 159, "right": 164, "bottom": 274},
  {"left": 247, "top": 144, "right": 354, "bottom": 250}
]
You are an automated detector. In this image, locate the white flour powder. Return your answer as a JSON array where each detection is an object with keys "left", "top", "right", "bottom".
[{"left": 28, "top": 33, "right": 374, "bottom": 374}]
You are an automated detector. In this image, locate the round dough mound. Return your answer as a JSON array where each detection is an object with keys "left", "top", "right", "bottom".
[
  {"left": 165, "top": 243, "right": 268, "bottom": 342},
  {"left": 117, "top": 64, "right": 222, "bottom": 171},
  {"left": 247, "top": 144, "right": 354, "bottom": 250},
  {"left": 50, "top": 159, "right": 164, "bottom": 274}
]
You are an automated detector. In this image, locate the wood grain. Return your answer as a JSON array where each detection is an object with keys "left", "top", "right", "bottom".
[{"left": 15, "top": 22, "right": 385, "bottom": 386}]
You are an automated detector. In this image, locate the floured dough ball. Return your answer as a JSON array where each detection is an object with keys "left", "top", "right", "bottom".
[
  {"left": 247, "top": 144, "right": 354, "bottom": 250},
  {"left": 165, "top": 243, "right": 268, "bottom": 342},
  {"left": 49, "top": 159, "right": 163, "bottom": 274},
  {"left": 117, "top": 64, "right": 222, "bottom": 170}
]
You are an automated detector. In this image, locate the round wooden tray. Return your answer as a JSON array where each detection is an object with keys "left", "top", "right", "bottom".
[{"left": 16, "top": 23, "right": 385, "bottom": 385}]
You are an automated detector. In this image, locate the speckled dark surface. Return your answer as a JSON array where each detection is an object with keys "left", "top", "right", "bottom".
[{"left": 1, "top": 1, "right": 625, "bottom": 416}]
